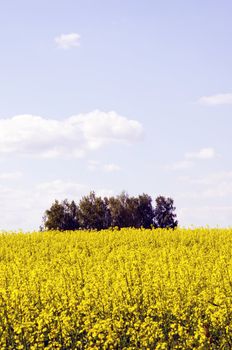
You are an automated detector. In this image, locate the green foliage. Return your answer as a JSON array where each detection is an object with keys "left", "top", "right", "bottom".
[
  {"left": 78, "top": 191, "right": 109, "bottom": 230},
  {"left": 42, "top": 192, "right": 177, "bottom": 231},
  {"left": 43, "top": 199, "right": 79, "bottom": 231},
  {"left": 107, "top": 192, "right": 154, "bottom": 229},
  {"left": 107, "top": 192, "right": 132, "bottom": 228},
  {"left": 154, "top": 196, "right": 178, "bottom": 229},
  {"left": 136, "top": 193, "right": 155, "bottom": 228}
]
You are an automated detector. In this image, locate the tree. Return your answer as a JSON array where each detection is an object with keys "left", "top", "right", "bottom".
[
  {"left": 153, "top": 196, "right": 178, "bottom": 229},
  {"left": 41, "top": 192, "right": 178, "bottom": 231},
  {"left": 136, "top": 194, "right": 155, "bottom": 228},
  {"left": 107, "top": 192, "right": 132, "bottom": 228},
  {"left": 78, "top": 191, "right": 109, "bottom": 230},
  {"left": 107, "top": 192, "right": 154, "bottom": 228},
  {"left": 42, "top": 199, "right": 79, "bottom": 231}
]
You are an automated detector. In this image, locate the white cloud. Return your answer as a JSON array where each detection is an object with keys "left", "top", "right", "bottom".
[
  {"left": 87, "top": 161, "right": 121, "bottom": 172},
  {"left": 0, "top": 171, "right": 22, "bottom": 180},
  {"left": 165, "top": 160, "right": 194, "bottom": 171},
  {"left": 87, "top": 160, "right": 100, "bottom": 171},
  {"left": 180, "top": 171, "right": 232, "bottom": 186},
  {"left": 165, "top": 147, "right": 216, "bottom": 171},
  {"left": 103, "top": 163, "right": 121, "bottom": 172},
  {"left": 177, "top": 186, "right": 232, "bottom": 200},
  {"left": 0, "top": 110, "right": 143, "bottom": 158},
  {"left": 55, "top": 33, "right": 81, "bottom": 49},
  {"left": 185, "top": 147, "right": 215, "bottom": 160},
  {"left": 178, "top": 206, "right": 232, "bottom": 227},
  {"left": 0, "top": 180, "right": 114, "bottom": 231},
  {"left": 0, "top": 184, "right": 35, "bottom": 230},
  {"left": 198, "top": 93, "right": 232, "bottom": 105},
  {"left": 36, "top": 180, "right": 88, "bottom": 200},
  {"left": 94, "top": 189, "right": 114, "bottom": 198},
  {"left": 178, "top": 171, "right": 232, "bottom": 199}
]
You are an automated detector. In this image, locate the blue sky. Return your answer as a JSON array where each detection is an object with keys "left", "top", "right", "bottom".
[{"left": 0, "top": 0, "right": 232, "bottom": 230}]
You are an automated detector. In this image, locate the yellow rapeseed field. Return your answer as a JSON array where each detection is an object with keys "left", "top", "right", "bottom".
[{"left": 0, "top": 228, "right": 232, "bottom": 349}]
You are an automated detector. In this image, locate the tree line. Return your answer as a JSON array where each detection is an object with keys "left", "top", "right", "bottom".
[{"left": 41, "top": 191, "right": 178, "bottom": 231}]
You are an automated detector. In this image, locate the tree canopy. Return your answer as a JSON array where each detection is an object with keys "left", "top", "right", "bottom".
[
  {"left": 43, "top": 199, "right": 79, "bottom": 231},
  {"left": 42, "top": 192, "right": 178, "bottom": 231},
  {"left": 153, "top": 196, "right": 178, "bottom": 229}
]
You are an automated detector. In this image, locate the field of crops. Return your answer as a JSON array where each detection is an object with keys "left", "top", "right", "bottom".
[{"left": 0, "top": 228, "right": 232, "bottom": 349}]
